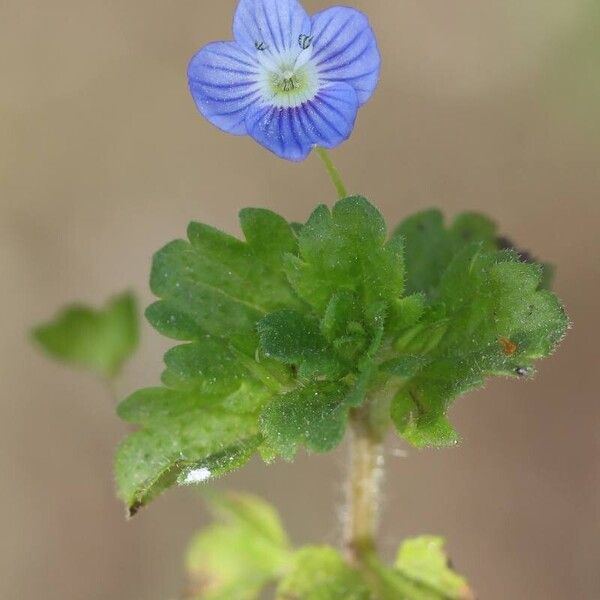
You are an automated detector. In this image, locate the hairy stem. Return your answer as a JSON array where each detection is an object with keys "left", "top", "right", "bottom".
[
  {"left": 316, "top": 147, "right": 348, "bottom": 199},
  {"left": 344, "top": 404, "right": 385, "bottom": 564}
]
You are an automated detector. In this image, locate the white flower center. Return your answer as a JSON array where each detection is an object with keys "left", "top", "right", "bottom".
[{"left": 254, "top": 36, "right": 320, "bottom": 109}]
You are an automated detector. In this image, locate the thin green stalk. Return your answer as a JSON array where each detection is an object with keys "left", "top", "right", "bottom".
[{"left": 316, "top": 147, "right": 348, "bottom": 199}]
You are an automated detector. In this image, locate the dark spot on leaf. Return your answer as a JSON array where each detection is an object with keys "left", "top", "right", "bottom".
[{"left": 499, "top": 337, "right": 518, "bottom": 356}]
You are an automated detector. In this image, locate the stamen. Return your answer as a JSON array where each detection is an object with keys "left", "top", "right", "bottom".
[
  {"left": 298, "top": 34, "right": 313, "bottom": 50},
  {"left": 282, "top": 78, "right": 296, "bottom": 91},
  {"left": 260, "top": 51, "right": 319, "bottom": 108},
  {"left": 255, "top": 41, "right": 267, "bottom": 51}
]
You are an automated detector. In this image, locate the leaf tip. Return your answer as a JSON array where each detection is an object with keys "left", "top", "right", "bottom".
[{"left": 126, "top": 500, "right": 143, "bottom": 519}]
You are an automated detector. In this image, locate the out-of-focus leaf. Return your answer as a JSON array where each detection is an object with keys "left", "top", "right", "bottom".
[
  {"left": 395, "top": 536, "right": 474, "bottom": 600},
  {"left": 33, "top": 291, "right": 138, "bottom": 379},
  {"left": 276, "top": 547, "right": 370, "bottom": 600},
  {"left": 186, "top": 492, "right": 291, "bottom": 600},
  {"left": 393, "top": 210, "right": 497, "bottom": 300}
]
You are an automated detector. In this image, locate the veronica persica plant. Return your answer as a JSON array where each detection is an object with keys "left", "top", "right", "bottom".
[
  {"left": 33, "top": 1, "right": 570, "bottom": 598},
  {"left": 187, "top": 0, "right": 380, "bottom": 161}
]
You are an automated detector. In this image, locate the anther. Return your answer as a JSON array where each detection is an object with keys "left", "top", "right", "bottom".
[
  {"left": 255, "top": 41, "right": 267, "bottom": 51},
  {"left": 298, "top": 34, "right": 313, "bottom": 50}
]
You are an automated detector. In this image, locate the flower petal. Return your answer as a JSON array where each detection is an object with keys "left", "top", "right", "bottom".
[
  {"left": 188, "top": 41, "right": 262, "bottom": 135},
  {"left": 310, "top": 7, "right": 381, "bottom": 105},
  {"left": 245, "top": 82, "right": 359, "bottom": 161},
  {"left": 233, "top": 0, "right": 311, "bottom": 56}
]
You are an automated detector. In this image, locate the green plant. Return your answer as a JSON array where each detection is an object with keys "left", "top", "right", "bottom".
[{"left": 32, "top": 1, "right": 569, "bottom": 597}]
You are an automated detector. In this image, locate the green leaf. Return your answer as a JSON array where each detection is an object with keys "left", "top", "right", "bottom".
[
  {"left": 392, "top": 245, "right": 569, "bottom": 447},
  {"left": 160, "top": 337, "right": 260, "bottom": 396},
  {"left": 285, "top": 197, "right": 404, "bottom": 313},
  {"left": 186, "top": 492, "right": 292, "bottom": 600},
  {"left": 146, "top": 213, "right": 302, "bottom": 355},
  {"left": 388, "top": 294, "right": 426, "bottom": 336},
  {"left": 159, "top": 338, "right": 287, "bottom": 398},
  {"left": 32, "top": 291, "right": 138, "bottom": 379},
  {"left": 391, "top": 401, "right": 459, "bottom": 448},
  {"left": 255, "top": 198, "right": 408, "bottom": 447},
  {"left": 276, "top": 547, "right": 370, "bottom": 600},
  {"left": 258, "top": 310, "right": 345, "bottom": 380},
  {"left": 364, "top": 554, "right": 463, "bottom": 600},
  {"left": 117, "top": 209, "right": 306, "bottom": 512},
  {"left": 114, "top": 198, "right": 569, "bottom": 507},
  {"left": 393, "top": 210, "right": 497, "bottom": 300},
  {"left": 395, "top": 536, "right": 474, "bottom": 600},
  {"left": 183, "top": 498, "right": 473, "bottom": 600},
  {"left": 321, "top": 291, "right": 363, "bottom": 342},
  {"left": 381, "top": 355, "right": 430, "bottom": 379},
  {"left": 239, "top": 207, "right": 298, "bottom": 269},
  {"left": 115, "top": 385, "right": 267, "bottom": 515},
  {"left": 260, "top": 382, "right": 351, "bottom": 460},
  {"left": 345, "top": 303, "right": 387, "bottom": 408}
]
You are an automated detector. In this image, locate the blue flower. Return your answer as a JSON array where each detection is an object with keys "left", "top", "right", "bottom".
[{"left": 188, "top": 0, "right": 380, "bottom": 161}]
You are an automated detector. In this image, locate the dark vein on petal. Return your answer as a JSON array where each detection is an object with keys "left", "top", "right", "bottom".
[
  {"left": 312, "top": 14, "right": 356, "bottom": 61},
  {"left": 319, "top": 42, "right": 373, "bottom": 74},
  {"left": 315, "top": 30, "right": 365, "bottom": 68}
]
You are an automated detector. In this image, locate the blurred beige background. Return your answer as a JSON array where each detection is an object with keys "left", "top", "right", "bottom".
[{"left": 2, "top": 1, "right": 599, "bottom": 598}]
